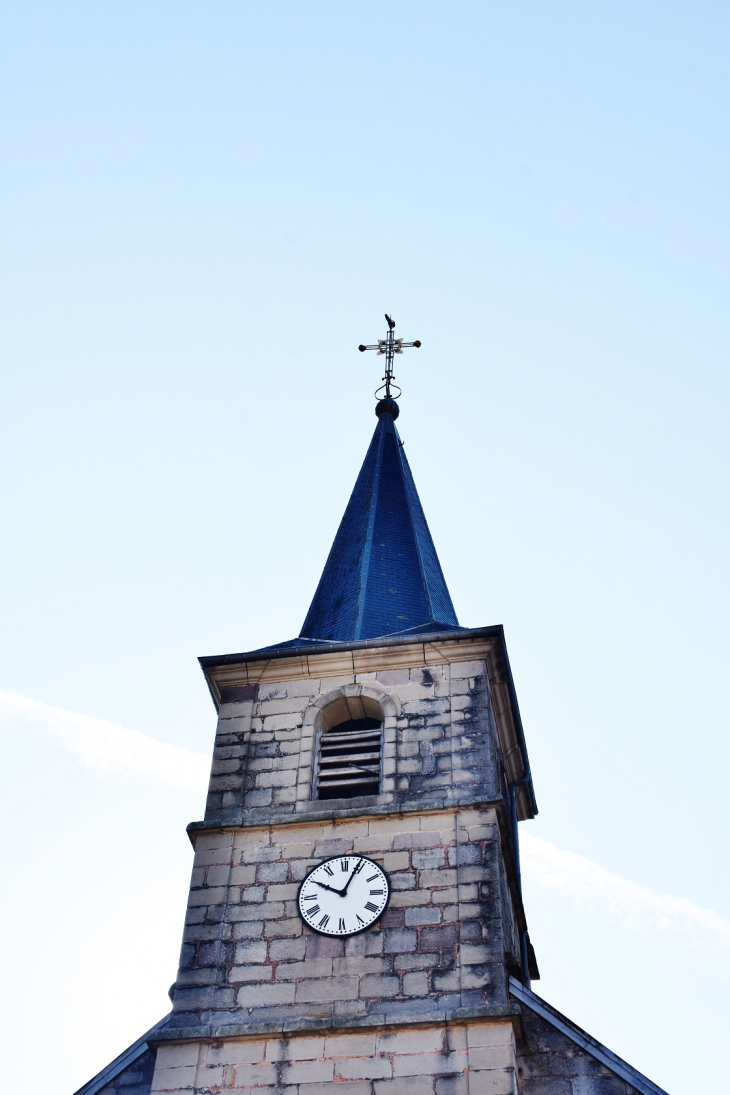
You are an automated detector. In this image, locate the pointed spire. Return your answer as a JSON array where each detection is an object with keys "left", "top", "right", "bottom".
[{"left": 300, "top": 402, "right": 459, "bottom": 643}]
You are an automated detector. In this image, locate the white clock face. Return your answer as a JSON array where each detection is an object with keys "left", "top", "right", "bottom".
[{"left": 297, "top": 855, "right": 390, "bottom": 936}]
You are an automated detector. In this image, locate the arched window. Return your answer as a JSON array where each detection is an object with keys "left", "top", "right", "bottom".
[{"left": 315, "top": 711, "right": 383, "bottom": 800}]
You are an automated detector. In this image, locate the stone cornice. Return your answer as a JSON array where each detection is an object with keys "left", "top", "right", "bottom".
[
  {"left": 186, "top": 794, "right": 506, "bottom": 841},
  {"left": 200, "top": 628, "right": 503, "bottom": 700},
  {"left": 148, "top": 1003, "right": 523, "bottom": 1048}
]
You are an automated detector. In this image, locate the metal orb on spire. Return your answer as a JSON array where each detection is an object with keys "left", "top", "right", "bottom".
[{"left": 358, "top": 314, "right": 421, "bottom": 415}]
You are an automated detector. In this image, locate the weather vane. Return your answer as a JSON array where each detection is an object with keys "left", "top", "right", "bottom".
[{"left": 359, "top": 314, "right": 421, "bottom": 400}]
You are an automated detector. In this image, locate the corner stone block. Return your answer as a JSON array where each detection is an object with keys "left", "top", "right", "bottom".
[
  {"left": 187, "top": 886, "right": 226, "bottom": 907},
  {"left": 229, "top": 964, "right": 273, "bottom": 982},
  {"left": 205, "top": 864, "right": 230, "bottom": 887},
  {"left": 460, "top": 944, "right": 492, "bottom": 966},
  {"left": 468, "top": 1046, "right": 517, "bottom": 1071},
  {"left": 466, "top": 1023, "right": 515, "bottom": 1048},
  {"left": 467, "top": 1069, "right": 517, "bottom": 1095},
  {"left": 193, "top": 840, "right": 234, "bottom": 867},
  {"left": 449, "top": 660, "right": 487, "bottom": 678}
]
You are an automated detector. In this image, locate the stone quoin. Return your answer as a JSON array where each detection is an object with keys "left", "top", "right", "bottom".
[{"left": 77, "top": 319, "right": 668, "bottom": 1095}]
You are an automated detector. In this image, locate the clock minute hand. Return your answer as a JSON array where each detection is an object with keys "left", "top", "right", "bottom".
[{"left": 340, "top": 858, "right": 365, "bottom": 897}]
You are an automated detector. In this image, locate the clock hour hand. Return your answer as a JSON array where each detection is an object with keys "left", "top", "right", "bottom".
[
  {"left": 339, "top": 858, "right": 365, "bottom": 897},
  {"left": 312, "top": 879, "right": 346, "bottom": 896}
]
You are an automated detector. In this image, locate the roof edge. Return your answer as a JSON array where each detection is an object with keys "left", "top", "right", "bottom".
[
  {"left": 508, "top": 978, "right": 669, "bottom": 1095},
  {"left": 199, "top": 624, "right": 501, "bottom": 669},
  {"left": 71, "top": 1015, "right": 170, "bottom": 1095}
]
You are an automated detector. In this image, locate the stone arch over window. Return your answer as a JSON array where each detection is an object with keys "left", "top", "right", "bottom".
[{"left": 295, "top": 684, "right": 399, "bottom": 810}]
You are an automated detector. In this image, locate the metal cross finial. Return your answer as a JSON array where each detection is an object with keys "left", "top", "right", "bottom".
[{"left": 358, "top": 314, "right": 421, "bottom": 400}]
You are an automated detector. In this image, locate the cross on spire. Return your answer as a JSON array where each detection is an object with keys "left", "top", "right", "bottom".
[{"left": 358, "top": 314, "right": 421, "bottom": 400}]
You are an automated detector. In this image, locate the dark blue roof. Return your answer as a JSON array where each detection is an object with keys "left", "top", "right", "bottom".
[{"left": 300, "top": 410, "right": 459, "bottom": 642}]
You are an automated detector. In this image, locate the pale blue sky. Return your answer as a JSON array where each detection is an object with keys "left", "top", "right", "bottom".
[{"left": 1, "top": 3, "right": 728, "bottom": 1093}]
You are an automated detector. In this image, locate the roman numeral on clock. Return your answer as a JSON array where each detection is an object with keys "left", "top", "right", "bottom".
[
  {"left": 366, "top": 874, "right": 379, "bottom": 882},
  {"left": 356, "top": 915, "right": 365, "bottom": 926},
  {"left": 370, "top": 889, "right": 383, "bottom": 895},
  {"left": 303, "top": 893, "right": 317, "bottom": 901},
  {"left": 340, "top": 859, "right": 349, "bottom": 871},
  {"left": 318, "top": 914, "right": 330, "bottom": 928},
  {"left": 308, "top": 905, "right": 320, "bottom": 916},
  {"left": 323, "top": 864, "right": 334, "bottom": 876},
  {"left": 338, "top": 918, "right": 346, "bottom": 932},
  {"left": 364, "top": 901, "right": 379, "bottom": 912}
]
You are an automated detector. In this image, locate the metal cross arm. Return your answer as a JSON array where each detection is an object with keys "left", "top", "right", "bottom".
[
  {"left": 357, "top": 338, "right": 422, "bottom": 354},
  {"left": 358, "top": 314, "right": 421, "bottom": 400}
]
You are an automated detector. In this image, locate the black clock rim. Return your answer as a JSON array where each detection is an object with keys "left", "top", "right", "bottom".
[{"left": 296, "top": 853, "right": 391, "bottom": 938}]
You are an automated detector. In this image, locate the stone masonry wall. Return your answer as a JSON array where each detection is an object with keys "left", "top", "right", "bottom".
[
  {"left": 151, "top": 1021, "right": 518, "bottom": 1095},
  {"left": 515, "top": 1002, "right": 643, "bottom": 1095},
  {"left": 204, "top": 661, "right": 501, "bottom": 823},
  {"left": 99, "top": 1047, "right": 157, "bottom": 1095},
  {"left": 172, "top": 808, "right": 514, "bottom": 1031}
]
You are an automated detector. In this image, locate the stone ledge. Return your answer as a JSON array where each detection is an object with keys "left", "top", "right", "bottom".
[
  {"left": 187, "top": 794, "right": 505, "bottom": 840},
  {"left": 148, "top": 1003, "right": 522, "bottom": 1047}
]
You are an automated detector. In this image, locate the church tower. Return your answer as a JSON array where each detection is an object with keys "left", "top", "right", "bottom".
[{"left": 77, "top": 319, "right": 668, "bottom": 1095}]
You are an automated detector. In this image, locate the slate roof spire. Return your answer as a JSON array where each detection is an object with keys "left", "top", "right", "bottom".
[{"left": 300, "top": 397, "right": 459, "bottom": 643}]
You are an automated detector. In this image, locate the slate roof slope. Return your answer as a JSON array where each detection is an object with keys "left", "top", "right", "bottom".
[
  {"left": 509, "top": 977, "right": 670, "bottom": 1095},
  {"left": 72, "top": 1015, "right": 169, "bottom": 1095},
  {"left": 300, "top": 408, "right": 460, "bottom": 642}
]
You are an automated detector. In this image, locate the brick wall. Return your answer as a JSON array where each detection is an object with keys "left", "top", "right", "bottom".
[
  {"left": 204, "top": 661, "right": 502, "bottom": 824},
  {"left": 151, "top": 1021, "right": 518, "bottom": 1095},
  {"left": 172, "top": 808, "right": 518, "bottom": 1030}
]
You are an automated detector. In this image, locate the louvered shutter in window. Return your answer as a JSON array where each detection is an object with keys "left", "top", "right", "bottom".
[{"left": 316, "top": 717, "right": 382, "bottom": 799}]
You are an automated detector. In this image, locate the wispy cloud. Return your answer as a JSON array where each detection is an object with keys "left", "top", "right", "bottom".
[
  {"left": 521, "top": 830, "right": 730, "bottom": 954},
  {"left": 0, "top": 689, "right": 209, "bottom": 794}
]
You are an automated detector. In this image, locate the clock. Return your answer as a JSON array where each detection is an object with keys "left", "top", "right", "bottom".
[{"left": 297, "top": 855, "right": 390, "bottom": 936}]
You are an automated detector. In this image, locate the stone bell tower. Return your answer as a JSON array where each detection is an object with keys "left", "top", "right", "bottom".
[{"left": 77, "top": 320, "right": 668, "bottom": 1095}]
